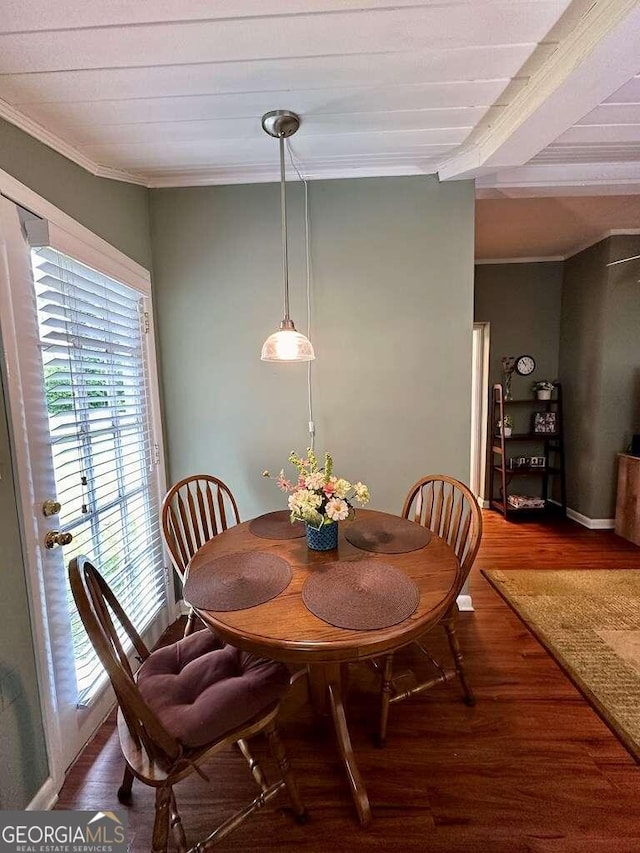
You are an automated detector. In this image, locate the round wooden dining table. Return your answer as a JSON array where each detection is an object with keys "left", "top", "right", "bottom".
[{"left": 186, "top": 509, "right": 460, "bottom": 826}]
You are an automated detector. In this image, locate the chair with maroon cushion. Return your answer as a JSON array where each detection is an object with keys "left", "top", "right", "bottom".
[
  {"left": 162, "top": 475, "right": 241, "bottom": 637},
  {"left": 372, "top": 475, "right": 483, "bottom": 745},
  {"left": 69, "top": 556, "right": 306, "bottom": 853}
]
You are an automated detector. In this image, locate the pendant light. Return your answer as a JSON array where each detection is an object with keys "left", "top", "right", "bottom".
[{"left": 260, "top": 110, "right": 315, "bottom": 362}]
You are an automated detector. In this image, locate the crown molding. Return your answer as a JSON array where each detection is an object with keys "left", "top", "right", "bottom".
[
  {"left": 145, "top": 158, "right": 441, "bottom": 187},
  {"left": 475, "top": 256, "right": 565, "bottom": 265},
  {"left": 0, "top": 97, "right": 149, "bottom": 187}
]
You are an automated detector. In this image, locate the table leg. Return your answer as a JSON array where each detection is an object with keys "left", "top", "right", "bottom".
[
  {"left": 307, "top": 664, "right": 371, "bottom": 826},
  {"left": 327, "top": 681, "right": 372, "bottom": 826}
]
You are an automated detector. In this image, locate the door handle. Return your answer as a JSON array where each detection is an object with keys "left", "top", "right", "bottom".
[{"left": 44, "top": 530, "right": 73, "bottom": 549}]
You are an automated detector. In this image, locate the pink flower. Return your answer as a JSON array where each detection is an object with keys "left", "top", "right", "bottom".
[
  {"left": 276, "top": 470, "right": 295, "bottom": 492},
  {"left": 323, "top": 482, "right": 336, "bottom": 496}
]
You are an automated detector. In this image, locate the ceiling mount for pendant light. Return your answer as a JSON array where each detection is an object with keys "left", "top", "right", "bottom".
[{"left": 260, "top": 110, "right": 315, "bottom": 363}]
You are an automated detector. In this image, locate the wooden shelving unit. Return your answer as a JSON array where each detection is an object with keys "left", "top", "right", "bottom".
[{"left": 490, "top": 383, "right": 566, "bottom": 519}]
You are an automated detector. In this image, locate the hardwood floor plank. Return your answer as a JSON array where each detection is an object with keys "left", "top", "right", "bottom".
[{"left": 56, "top": 513, "right": 640, "bottom": 851}]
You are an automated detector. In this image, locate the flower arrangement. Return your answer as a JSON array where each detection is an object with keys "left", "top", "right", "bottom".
[
  {"left": 265, "top": 448, "right": 370, "bottom": 529},
  {"left": 499, "top": 415, "right": 514, "bottom": 429},
  {"left": 532, "top": 381, "right": 554, "bottom": 392}
]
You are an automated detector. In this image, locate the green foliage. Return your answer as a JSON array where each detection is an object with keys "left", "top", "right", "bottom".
[{"left": 44, "top": 359, "right": 125, "bottom": 416}]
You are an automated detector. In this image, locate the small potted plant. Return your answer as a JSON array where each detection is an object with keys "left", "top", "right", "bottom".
[
  {"left": 532, "top": 380, "right": 555, "bottom": 401},
  {"left": 498, "top": 415, "right": 513, "bottom": 437}
]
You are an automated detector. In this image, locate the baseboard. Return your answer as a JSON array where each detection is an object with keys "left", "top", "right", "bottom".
[
  {"left": 478, "top": 498, "right": 490, "bottom": 509},
  {"left": 456, "top": 594, "right": 474, "bottom": 612},
  {"left": 26, "top": 776, "right": 58, "bottom": 810},
  {"left": 176, "top": 598, "right": 189, "bottom": 617},
  {"left": 566, "top": 507, "right": 615, "bottom": 530}
]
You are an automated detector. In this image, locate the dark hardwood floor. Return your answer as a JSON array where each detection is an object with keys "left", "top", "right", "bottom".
[{"left": 56, "top": 512, "right": 640, "bottom": 851}]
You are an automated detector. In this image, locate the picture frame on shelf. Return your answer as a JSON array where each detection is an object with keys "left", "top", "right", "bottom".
[
  {"left": 508, "top": 455, "right": 547, "bottom": 470},
  {"left": 533, "top": 412, "right": 557, "bottom": 434}
]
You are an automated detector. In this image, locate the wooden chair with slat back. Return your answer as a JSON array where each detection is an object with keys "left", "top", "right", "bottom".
[
  {"left": 373, "top": 475, "right": 483, "bottom": 746},
  {"left": 162, "top": 475, "right": 241, "bottom": 636},
  {"left": 68, "top": 556, "right": 306, "bottom": 853}
]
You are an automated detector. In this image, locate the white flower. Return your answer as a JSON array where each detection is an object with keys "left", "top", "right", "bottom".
[
  {"left": 288, "top": 488, "right": 322, "bottom": 513},
  {"left": 300, "top": 507, "right": 323, "bottom": 525},
  {"left": 353, "top": 482, "right": 370, "bottom": 504},
  {"left": 304, "top": 472, "right": 326, "bottom": 491},
  {"left": 325, "top": 497, "right": 350, "bottom": 521},
  {"left": 332, "top": 478, "right": 352, "bottom": 499}
]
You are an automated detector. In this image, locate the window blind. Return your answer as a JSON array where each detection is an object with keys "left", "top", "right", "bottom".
[{"left": 32, "top": 247, "right": 166, "bottom": 706}]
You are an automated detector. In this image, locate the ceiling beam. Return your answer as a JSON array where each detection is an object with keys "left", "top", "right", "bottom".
[{"left": 439, "top": 0, "right": 640, "bottom": 181}]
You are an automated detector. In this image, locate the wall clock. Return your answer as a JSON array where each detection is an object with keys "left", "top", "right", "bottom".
[{"left": 515, "top": 354, "right": 536, "bottom": 376}]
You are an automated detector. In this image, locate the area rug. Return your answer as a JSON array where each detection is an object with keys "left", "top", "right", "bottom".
[{"left": 483, "top": 568, "right": 640, "bottom": 762}]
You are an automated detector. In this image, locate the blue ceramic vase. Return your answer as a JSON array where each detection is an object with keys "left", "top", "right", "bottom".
[{"left": 306, "top": 521, "right": 338, "bottom": 551}]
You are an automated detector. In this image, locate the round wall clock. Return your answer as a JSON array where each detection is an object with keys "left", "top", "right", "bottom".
[{"left": 515, "top": 354, "right": 536, "bottom": 376}]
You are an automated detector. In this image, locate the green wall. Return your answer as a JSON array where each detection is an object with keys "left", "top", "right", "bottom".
[
  {"left": 0, "top": 116, "right": 152, "bottom": 808},
  {"left": 0, "top": 119, "right": 151, "bottom": 269},
  {"left": 559, "top": 236, "right": 640, "bottom": 518},
  {"left": 474, "top": 261, "right": 564, "bottom": 394},
  {"left": 150, "top": 176, "right": 475, "bottom": 520}
]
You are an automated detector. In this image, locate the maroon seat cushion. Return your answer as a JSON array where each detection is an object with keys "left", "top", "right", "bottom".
[{"left": 137, "top": 630, "right": 289, "bottom": 748}]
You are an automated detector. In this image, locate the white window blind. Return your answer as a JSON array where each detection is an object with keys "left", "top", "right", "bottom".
[{"left": 31, "top": 247, "right": 166, "bottom": 706}]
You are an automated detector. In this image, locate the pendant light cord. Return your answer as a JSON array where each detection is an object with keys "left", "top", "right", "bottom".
[
  {"left": 279, "top": 134, "right": 290, "bottom": 322},
  {"left": 286, "top": 139, "right": 315, "bottom": 449}
]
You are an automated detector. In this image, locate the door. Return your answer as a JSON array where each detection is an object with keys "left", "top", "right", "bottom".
[{"left": 0, "top": 197, "right": 171, "bottom": 779}]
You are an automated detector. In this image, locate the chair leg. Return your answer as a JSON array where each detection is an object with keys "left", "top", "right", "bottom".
[
  {"left": 375, "top": 653, "right": 394, "bottom": 748},
  {"left": 236, "top": 738, "right": 269, "bottom": 792},
  {"left": 169, "top": 791, "right": 188, "bottom": 853},
  {"left": 183, "top": 607, "right": 198, "bottom": 638},
  {"left": 152, "top": 786, "right": 171, "bottom": 853},
  {"left": 443, "top": 615, "right": 475, "bottom": 706},
  {"left": 265, "top": 721, "right": 307, "bottom": 824},
  {"left": 117, "top": 764, "right": 134, "bottom": 804}
]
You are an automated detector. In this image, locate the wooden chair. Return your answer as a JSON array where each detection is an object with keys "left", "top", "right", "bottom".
[
  {"left": 374, "top": 475, "right": 483, "bottom": 745},
  {"left": 162, "top": 475, "right": 240, "bottom": 636},
  {"left": 69, "top": 556, "right": 306, "bottom": 853}
]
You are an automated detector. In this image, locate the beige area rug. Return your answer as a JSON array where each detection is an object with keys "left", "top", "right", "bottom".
[{"left": 483, "top": 568, "right": 640, "bottom": 762}]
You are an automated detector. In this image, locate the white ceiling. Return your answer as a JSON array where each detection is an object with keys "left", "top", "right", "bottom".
[{"left": 1, "top": 1, "right": 640, "bottom": 191}]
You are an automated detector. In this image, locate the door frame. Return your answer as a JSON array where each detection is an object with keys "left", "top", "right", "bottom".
[
  {"left": 0, "top": 167, "right": 176, "bottom": 803},
  {"left": 471, "top": 322, "right": 490, "bottom": 505}
]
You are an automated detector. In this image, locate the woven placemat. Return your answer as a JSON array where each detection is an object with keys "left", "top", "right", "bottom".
[
  {"left": 184, "top": 551, "right": 292, "bottom": 611},
  {"left": 345, "top": 516, "right": 431, "bottom": 553},
  {"left": 249, "top": 510, "right": 305, "bottom": 540},
  {"left": 302, "top": 559, "right": 419, "bottom": 630}
]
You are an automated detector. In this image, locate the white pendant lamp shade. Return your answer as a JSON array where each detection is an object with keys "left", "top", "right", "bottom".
[
  {"left": 261, "top": 325, "right": 315, "bottom": 362},
  {"left": 260, "top": 110, "right": 315, "bottom": 363}
]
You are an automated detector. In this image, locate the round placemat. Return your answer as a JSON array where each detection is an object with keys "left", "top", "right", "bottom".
[
  {"left": 302, "top": 559, "right": 419, "bottom": 630},
  {"left": 184, "top": 551, "right": 292, "bottom": 611},
  {"left": 345, "top": 516, "right": 431, "bottom": 553},
  {"left": 249, "top": 510, "right": 305, "bottom": 540}
]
